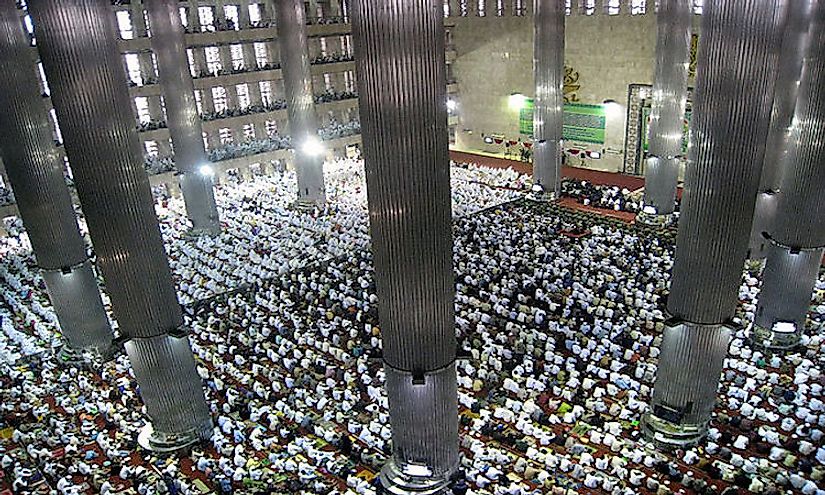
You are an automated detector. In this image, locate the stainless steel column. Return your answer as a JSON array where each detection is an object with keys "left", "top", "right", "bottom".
[
  {"left": 145, "top": 0, "right": 221, "bottom": 235},
  {"left": 753, "top": 0, "right": 825, "bottom": 349},
  {"left": 0, "top": 1, "right": 113, "bottom": 356},
  {"left": 275, "top": 0, "right": 326, "bottom": 206},
  {"left": 748, "top": 1, "right": 813, "bottom": 259},
  {"left": 28, "top": 0, "right": 211, "bottom": 451},
  {"left": 351, "top": 0, "right": 459, "bottom": 492},
  {"left": 531, "top": 0, "right": 564, "bottom": 199},
  {"left": 638, "top": 0, "right": 691, "bottom": 226},
  {"left": 644, "top": 0, "right": 787, "bottom": 448}
]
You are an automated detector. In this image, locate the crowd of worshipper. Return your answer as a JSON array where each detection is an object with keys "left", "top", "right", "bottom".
[
  {"left": 560, "top": 180, "right": 646, "bottom": 214},
  {"left": 311, "top": 53, "right": 355, "bottom": 65},
  {"left": 314, "top": 90, "right": 359, "bottom": 104},
  {"left": 190, "top": 61, "right": 282, "bottom": 81},
  {"left": 198, "top": 100, "right": 288, "bottom": 123},
  {"left": 140, "top": 119, "right": 362, "bottom": 176},
  {"left": 0, "top": 185, "right": 15, "bottom": 207},
  {"left": 1, "top": 158, "right": 824, "bottom": 495}
]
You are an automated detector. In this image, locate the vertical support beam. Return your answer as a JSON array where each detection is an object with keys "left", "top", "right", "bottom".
[
  {"left": 753, "top": 0, "right": 825, "bottom": 349},
  {"left": 644, "top": 0, "right": 788, "bottom": 446},
  {"left": 28, "top": 0, "right": 212, "bottom": 451},
  {"left": 638, "top": 0, "right": 691, "bottom": 226},
  {"left": 531, "top": 0, "right": 565, "bottom": 199},
  {"left": 644, "top": 0, "right": 787, "bottom": 448},
  {"left": 276, "top": 0, "right": 326, "bottom": 205},
  {"left": 146, "top": 0, "right": 220, "bottom": 235},
  {"left": 0, "top": 0, "right": 113, "bottom": 356},
  {"left": 748, "top": 2, "right": 814, "bottom": 258},
  {"left": 351, "top": 0, "right": 459, "bottom": 492}
]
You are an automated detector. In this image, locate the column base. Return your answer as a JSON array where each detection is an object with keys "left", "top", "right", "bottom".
[
  {"left": 748, "top": 323, "right": 803, "bottom": 352},
  {"left": 641, "top": 411, "right": 708, "bottom": 449},
  {"left": 182, "top": 224, "right": 221, "bottom": 239},
  {"left": 635, "top": 210, "right": 674, "bottom": 228},
  {"left": 55, "top": 344, "right": 98, "bottom": 368},
  {"left": 137, "top": 423, "right": 201, "bottom": 454},
  {"left": 293, "top": 198, "right": 326, "bottom": 211},
  {"left": 379, "top": 460, "right": 453, "bottom": 495},
  {"left": 526, "top": 190, "right": 557, "bottom": 202}
]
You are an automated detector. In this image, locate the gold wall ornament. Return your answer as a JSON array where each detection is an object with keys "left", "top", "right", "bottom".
[
  {"left": 563, "top": 65, "right": 581, "bottom": 103},
  {"left": 689, "top": 34, "right": 699, "bottom": 78}
]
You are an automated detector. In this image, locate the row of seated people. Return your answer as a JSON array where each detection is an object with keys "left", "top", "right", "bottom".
[{"left": 0, "top": 161, "right": 823, "bottom": 494}]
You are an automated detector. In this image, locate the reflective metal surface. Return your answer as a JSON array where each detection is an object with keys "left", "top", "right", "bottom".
[
  {"left": 276, "top": 0, "right": 326, "bottom": 205},
  {"left": 532, "top": 0, "right": 565, "bottom": 197},
  {"left": 126, "top": 334, "right": 213, "bottom": 445},
  {"left": 351, "top": 0, "right": 458, "bottom": 486},
  {"left": 29, "top": 0, "right": 210, "bottom": 445},
  {"left": 753, "top": 243, "right": 822, "bottom": 348},
  {"left": 145, "top": 0, "right": 220, "bottom": 234},
  {"left": 645, "top": 321, "right": 732, "bottom": 447},
  {"left": 753, "top": 1, "right": 825, "bottom": 349},
  {"left": 0, "top": 0, "right": 112, "bottom": 352},
  {"left": 29, "top": 0, "right": 183, "bottom": 340},
  {"left": 42, "top": 261, "right": 113, "bottom": 351},
  {"left": 667, "top": 0, "right": 787, "bottom": 324},
  {"left": 749, "top": 0, "right": 814, "bottom": 258},
  {"left": 642, "top": 0, "right": 691, "bottom": 216}
]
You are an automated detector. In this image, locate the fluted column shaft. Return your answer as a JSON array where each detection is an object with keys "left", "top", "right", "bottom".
[
  {"left": 28, "top": 0, "right": 211, "bottom": 446},
  {"left": 646, "top": 0, "right": 787, "bottom": 446},
  {"left": 351, "top": 0, "right": 459, "bottom": 491},
  {"left": 749, "top": 0, "right": 814, "bottom": 258},
  {"left": 641, "top": 0, "right": 691, "bottom": 217},
  {"left": 532, "top": 0, "right": 565, "bottom": 197},
  {"left": 275, "top": 0, "right": 325, "bottom": 205},
  {"left": 754, "top": 0, "right": 825, "bottom": 348},
  {"left": 0, "top": 1, "right": 112, "bottom": 353},
  {"left": 145, "top": 0, "right": 221, "bottom": 235}
]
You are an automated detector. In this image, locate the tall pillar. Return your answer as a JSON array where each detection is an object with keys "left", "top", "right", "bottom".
[
  {"left": 0, "top": 1, "right": 113, "bottom": 357},
  {"left": 531, "top": 0, "right": 565, "bottom": 199},
  {"left": 638, "top": 0, "right": 691, "bottom": 227},
  {"left": 748, "top": 2, "right": 813, "bottom": 259},
  {"left": 643, "top": 0, "right": 787, "bottom": 448},
  {"left": 351, "top": 0, "right": 459, "bottom": 493},
  {"left": 275, "top": 0, "right": 326, "bottom": 205},
  {"left": 146, "top": 0, "right": 220, "bottom": 235},
  {"left": 753, "top": 0, "right": 825, "bottom": 349},
  {"left": 28, "top": 0, "right": 212, "bottom": 451}
]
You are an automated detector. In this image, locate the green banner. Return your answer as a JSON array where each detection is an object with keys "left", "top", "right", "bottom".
[{"left": 519, "top": 101, "right": 607, "bottom": 144}]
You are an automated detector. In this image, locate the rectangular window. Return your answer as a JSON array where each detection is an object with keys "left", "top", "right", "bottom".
[
  {"left": 230, "top": 44, "right": 245, "bottom": 70},
  {"left": 265, "top": 120, "right": 278, "bottom": 137},
  {"left": 254, "top": 42, "right": 268, "bottom": 68},
  {"left": 125, "top": 53, "right": 143, "bottom": 85},
  {"left": 477, "top": 0, "right": 486, "bottom": 16},
  {"left": 198, "top": 6, "right": 216, "bottom": 32},
  {"left": 630, "top": 0, "right": 645, "bottom": 14},
  {"left": 243, "top": 124, "right": 255, "bottom": 140},
  {"left": 144, "top": 140, "right": 159, "bottom": 157},
  {"left": 219, "top": 127, "right": 233, "bottom": 144},
  {"left": 344, "top": 70, "right": 356, "bottom": 93},
  {"left": 143, "top": 10, "right": 150, "bottom": 37},
  {"left": 49, "top": 108, "right": 63, "bottom": 144},
  {"left": 319, "top": 37, "right": 328, "bottom": 57},
  {"left": 583, "top": 0, "right": 596, "bottom": 15},
  {"left": 606, "top": 0, "right": 620, "bottom": 14},
  {"left": 693, "top": 0, "right": 703, "bottom": 14},
  {"left": 134, "top": 97, "right": 151, "bottom": 124},
  {"left": 223, "top": 5, "right": 240, "bottom": 29},
  {"left": 443, "top": 0, "right": 450, "bottom": 17},
  {"left": 496, "top": 0, "right": 505, "bottom": 16},
  {"left": 565, "top": 0, "right": 571, "bottom": 15},
  {"left": 194, "top": 90, "right": 203, "bottom": 114},
  {"left": 460, "top": 0, "right": 468, "bottom": 16},
  {"left": 236, "top": 83, "right": 250, "bottom": 109},
  {"left": 323, "top": 73, "right": 333, "bottom": 91},
  {"left": 205, "top": 46, "right": 222, "bottom": 74},
  {"left": 259, "top": 81, "right": 273, "bottom": 105},
  {"left": 23, "top": 14, "right": 33, "bottom": 36},
  {"left": 116, "top": 11, "right": 134, "bottom": 40},
  {"left": 37, "top": 62, "right": 50, "bottom": 96},
  {"left": 186, "top": 49, "right": 197, "bottom": 77},
  {"left": 212, "top": 86, "right": 228, "bottom": 113},
  {"left": 514, "top": 0, "right": 525, "bottom": 16},
  {"left": 249, "top": 3, "right": 262, "bottom": 25},
  {"left": 179, "top": 7, "right": 189, "bottom": 28}
]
